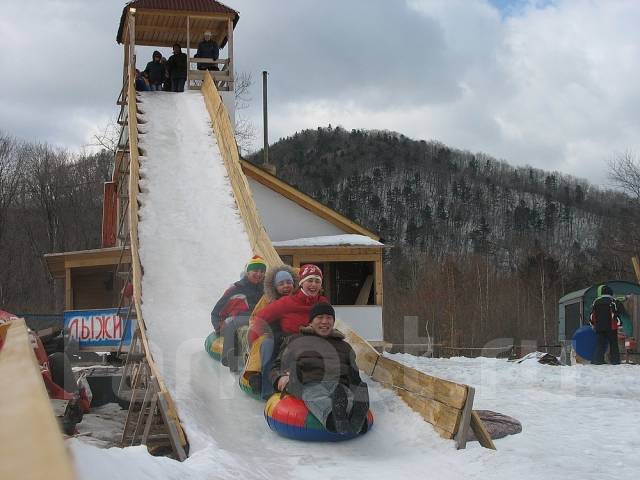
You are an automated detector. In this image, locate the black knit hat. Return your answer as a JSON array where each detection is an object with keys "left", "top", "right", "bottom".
[{"left": 309, "top": 302, "right": 335, "bottom": 322}]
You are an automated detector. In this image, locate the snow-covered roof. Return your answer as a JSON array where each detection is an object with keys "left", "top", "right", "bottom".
[{"left": 272, "top": 234, "right": 383, "bottom": 247}]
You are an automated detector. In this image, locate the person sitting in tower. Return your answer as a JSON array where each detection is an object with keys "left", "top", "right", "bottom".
[
  {"left": 269, "top": 302, "right": 370, "bottom": 435},
  {"left": 195, "top": 30, "right": 219, "bottom": 71}
]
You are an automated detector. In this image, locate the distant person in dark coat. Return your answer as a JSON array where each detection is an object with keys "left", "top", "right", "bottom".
[
  {"left": 589, "top": 284, "right": 621, "bottom": 365},
  {"left": 143, "top": 50, "right": 166, "bottom": 91},
  {"left": 211, "top": 255, "right": 266, "bottom": 371},
  {"left": 135, "top": 69, "right": 149, "bottom": 91},
  {"left": 195, "top": 31, "right": 219, "bottom": 71},
  {"left": 270, "top": 302, "right": 370, "bottom": 435},
  {"left": 167, "top": 44, "right": 187, "bottom": 92}
]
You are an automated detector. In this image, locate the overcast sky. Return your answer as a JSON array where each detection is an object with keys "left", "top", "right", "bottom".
[{"left": 2, "top": 0, "right": 639, "bottom": 186}]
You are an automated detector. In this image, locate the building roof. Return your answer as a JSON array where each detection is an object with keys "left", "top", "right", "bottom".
[
  {"left": 558, "top": 288, "right": 589, "bottom": 305},
  {"left": 116, "top": 0, "right": 239, "bottom": 48},
  {"left": 44, "top": 247, "right": 132, "bottom": 279},
  {"left": 240, "top": 160, "right": 381, "bottom": 242}
]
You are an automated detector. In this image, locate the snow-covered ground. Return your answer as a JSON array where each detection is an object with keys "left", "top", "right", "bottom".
[
  {"left": 69, "top": 357, "right": 640, "bottom": 480},
  {"left": 67, "top": 92, "right": 640, "bottom": 479}
]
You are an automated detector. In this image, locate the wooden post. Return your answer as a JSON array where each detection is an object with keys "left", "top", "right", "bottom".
[
  {"left": 375, "top": 253, "right": 383, "bottom": 306},
  {"left": 454, "top": 386, "right": 475, "bottom": 449},
  {"left": 128, "top": 8, "right": 136, "bottom": 75},
  {"left": 632, "top": 256, "right": 640, "bottom": 283},
  {"left": 186, "top": 16, "right": 190, "bottom": 89},
  {"left": 227, "top": 18, "right": 234, "bottom": 90},
  {"left": 470, "top": 410, "right": 497, "bottom": 450},
  {"left": 65, "top": 268, "right": 72, "bottom": 310},
  {"left": 123, "top": 44, "right": 129, "bottom": 97}
]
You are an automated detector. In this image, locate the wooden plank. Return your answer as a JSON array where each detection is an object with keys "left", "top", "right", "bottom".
[
  {"left": 188, "top": 57, "right": 229, "bottom": 65},
  {"left": 157, "top": 392, "right": 188, "bottom": 461},
  {"left": 632, "top": 256, "right": 640, "bottom": 283},
  {"left": 65, "top": 268, "right": 72, "bottom": 310},
  {"left": 343, "top": 327, "right": 471, "bottom": 436},
  {"left": 134, "top": 9, "right": 235, "bottom": 21},
  {"left": 227, "top": 17, "right": 234, "bottom": 89},
  {"left": 454, "top": 386, "right": 475, "bottom": 449},
  {"left": 375, "top": 253, "right": 383, "bottom": 306},
  {"left": 355, "top": 274, "right": 374, "bottom": 305},
  {"left": 126, "top": 61, "right": 189, "bottom": 453},
  {"left": 471, "top": 410, "right": 497, "bottom": 450},
  {"left": 0, "top": 319, "right": 77, "bottom": 480}
]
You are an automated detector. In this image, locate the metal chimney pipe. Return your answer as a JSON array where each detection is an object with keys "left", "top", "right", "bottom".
[{"left": 262, "top": 70, "right": 269, "bottom": 167}]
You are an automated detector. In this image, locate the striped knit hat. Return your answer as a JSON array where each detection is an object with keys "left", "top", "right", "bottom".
[{"left": 246, "top": 255, "right": 267, "bottom": 273}]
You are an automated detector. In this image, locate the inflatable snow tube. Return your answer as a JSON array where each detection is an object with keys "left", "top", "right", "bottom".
[
  {"left": 204, "top": 331, "right": 223, "bottom": 361},
  {"left": 264, "top": 393, "right": 373, "bottom": 442},
  {"left": 573, "top": 325, "right": 596, "bottom": 362}
]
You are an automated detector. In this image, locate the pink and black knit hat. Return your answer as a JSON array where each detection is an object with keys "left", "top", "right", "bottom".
[{"left": 298, "top": 264, "right": 322, "bottom": 285}]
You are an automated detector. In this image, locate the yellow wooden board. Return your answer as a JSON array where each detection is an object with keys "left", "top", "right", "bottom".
[{"left": 0, "top": 319, "right": 76, "bottom": 480}]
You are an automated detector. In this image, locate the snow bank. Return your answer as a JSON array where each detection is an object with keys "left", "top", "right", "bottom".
[{"left": 272, "top": 234, "right": 382, "bottom": 247}]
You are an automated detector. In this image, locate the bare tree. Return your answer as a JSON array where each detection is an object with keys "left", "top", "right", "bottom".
[
  {"left": 234, "top": 71, "right": 257, "bottom": 155},
  {"left": 0, "top": 132, "right": 23, "bottom": 246},
  {"left": 609, "top": 151, "right": 640, "bottom": 202},
  {"left": 90, "top": 121, "right": 120, "bottom": 154}
]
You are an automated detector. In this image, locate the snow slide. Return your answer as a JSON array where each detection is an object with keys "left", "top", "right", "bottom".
[{"left": 133, "top": 91, "right": 493, "bottom": 478}]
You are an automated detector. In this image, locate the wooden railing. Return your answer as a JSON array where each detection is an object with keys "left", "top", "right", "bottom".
[
  {"left": 0, "top": 319, "right": 77, "bottom": 479},
  {"left": 125, "top": 63, "right": 188, "bottom": 457}
]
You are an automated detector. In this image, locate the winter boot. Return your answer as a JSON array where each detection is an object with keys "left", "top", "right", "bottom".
[
  {"left": 349, "top": 400, "right": 369, "bottom": 434},
  {"left": 330, "top": 385, "right": 351, "bottom": 434},
  {"left": 248, "top": 373, "right": 262, "bottom": 394}
]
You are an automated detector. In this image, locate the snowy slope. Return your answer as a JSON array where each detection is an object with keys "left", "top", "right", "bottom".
[{"left": 69, "top": 92, "right": 640, "bottom": 479}]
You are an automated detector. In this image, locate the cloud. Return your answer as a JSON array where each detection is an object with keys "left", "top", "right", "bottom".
[{"left": 1, "top": 0, "right": 639, "bottom": 185}]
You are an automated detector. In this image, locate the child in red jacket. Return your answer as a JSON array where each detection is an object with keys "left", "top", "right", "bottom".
[{"left": 248, "top": 264, "right": 328, "bottom": 398}]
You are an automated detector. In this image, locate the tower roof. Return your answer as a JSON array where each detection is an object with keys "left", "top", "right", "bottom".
[{"left": 116, "top": 0, "right": 239, "bottom": 48}]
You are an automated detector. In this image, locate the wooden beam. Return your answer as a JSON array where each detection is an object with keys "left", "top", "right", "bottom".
[
  {"left": 470, "top": 410, "right": 497, "bottom": 450},
  {"left": 134, "top": 9, "right": 234, "bottom": 21},
  {"left": 186, "top": 15, "right": 190, "bottom": 87},
  {"left": 343, "top": 327, "right": 472, "bottom": 438},
  {"left": 632, "top": 256, "right": 640, "bottom": 283},
  {"left": 227, "top": 17, "right": 234, "bottom": 90},
  {"left": 355, "top": 275, "right": 373, "bottom": 305},
  {"left": 454, "top": 386, "right": 475, "bottom": 449},
  {"left": 375, "top": 253, "right": 383, "bottom": 306},
  {"left": 0, "top": 319, "right": 77, "bottom": 480},
  {"left": 127, "top": 62, "right": 189, "bottom": 453},
  {"left": 65, "top": 268, "right": 72, "bottom": 310}
]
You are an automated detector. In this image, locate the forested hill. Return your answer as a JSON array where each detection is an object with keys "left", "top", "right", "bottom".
[{"left": 248, "top": 126, "right": 636, "bottom": 349}]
